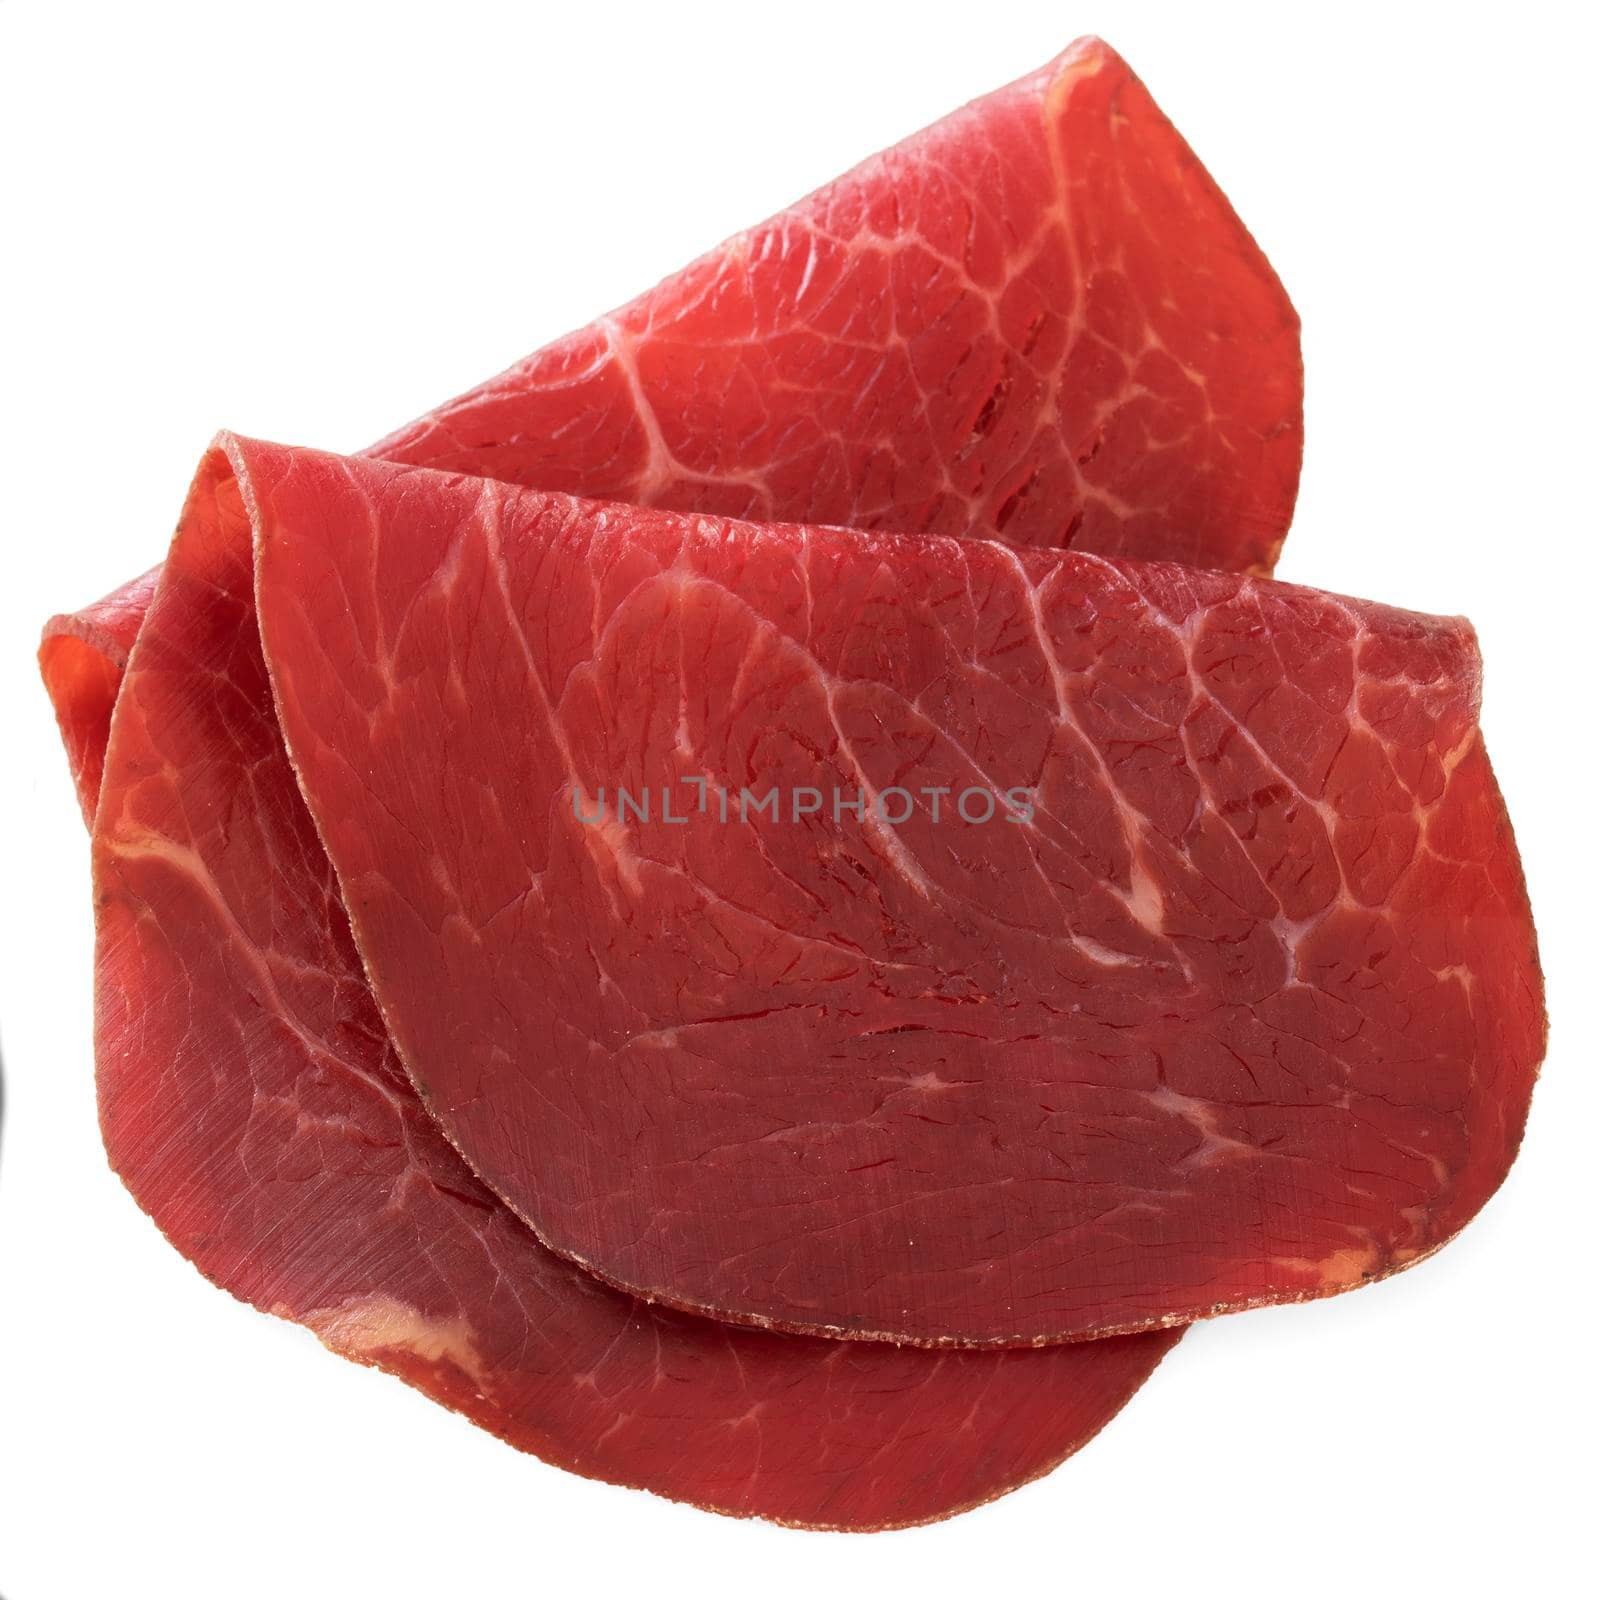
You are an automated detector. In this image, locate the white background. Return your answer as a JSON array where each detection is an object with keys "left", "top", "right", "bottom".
[{"left": 1, "top": 3, "right": 1594, "bottom": 1596}]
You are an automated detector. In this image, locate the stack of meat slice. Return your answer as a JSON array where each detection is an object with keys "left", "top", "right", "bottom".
[{"left": 42, "top": 38, "right": 1543, "bottom": 1529}]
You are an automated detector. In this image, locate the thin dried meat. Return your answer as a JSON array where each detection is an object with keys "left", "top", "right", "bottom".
[
  {"left": 54, "top": 35, "right": 1313, "bottom": 1518},
  {"left": 252, "top": 445, "right": 1544, "bottom": 1347},
  {"left": 375, "top": 36, "right": 1301, "bottom": 567},
  {"left": 92, "top": 439, "right": 1177, "bottom": 1527},
  {"left": 45, "top": 36, "right": 1301, "bottom": 824}
]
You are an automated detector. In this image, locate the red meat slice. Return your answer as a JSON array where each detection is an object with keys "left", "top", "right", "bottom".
[
  {"left": 44, "top": 35, "right": 1301, "bottom": 822},
  {"left": 90, "top": 439, "right": 1177, "bottom": 1529},
  {"left": 374, "top": 35, "right": 1301, "bottom": 567},
  {"left": 39, "top": 566, "right": 158, "bottom": 824},
  {"left": 55, "top": 33, "right": 1304, "bottom": 1516},
  {"left": 250, "top": 445, "right": 1544, "bottom": 1349}
]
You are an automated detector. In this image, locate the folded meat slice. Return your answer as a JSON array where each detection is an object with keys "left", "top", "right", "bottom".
[
  {"left": 375, "top": 34, "right": 1301, "bottom": 568},
  {"left": 39, "top": 566, "right": 158, "bottom": 824},
  {"left": 60, "top": 31, "right": 1302, "bottom": 1514},
  {"left": 91, "top": 438, "right": 1177, "bottom": 1529},
  {"left": 45, "top": 35, "right": 1301, "bottom": 823},
  {"left": 249, "top": 442, "right": 1545, "bottom": 1349}
]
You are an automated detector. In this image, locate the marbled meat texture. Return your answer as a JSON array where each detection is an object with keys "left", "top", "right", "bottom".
[
  {"left": 245, "top": 441, "right": 1544, "bottom": 1348},
  {"left": 45, "top": 35, "right": 1301, "bottom": 824},
  {"left": 88, "top": 442, "right": 1178, "bottom": 1531}
]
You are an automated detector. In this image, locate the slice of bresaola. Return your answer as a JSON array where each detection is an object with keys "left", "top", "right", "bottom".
[
  {"left": 247, "top": 443, "right": 1545, "bottom": 1350},
  {"left": 45, "top": 35, "right": 1301, "bottom": 822},
  {"left": 372, "top": 34, "right": 1301, "bottom": 565},
  {"left": 39, "top": 565, "right": 158, "bottom": 825},
  {"left": 57, "top": 34, "right": 1302, "bottom": 1520},
  {"left": 90, "top": 436, "right": 1178, "bottom": 1529}
]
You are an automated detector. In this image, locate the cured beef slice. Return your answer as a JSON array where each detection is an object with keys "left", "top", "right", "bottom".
[
  {"left": 44, "top": 34, "right": 1302, "bottom": 822},
  {"left": 252, "top": 446, "right": 1544, "bottom": 1349},
  {"left": 373, "top": 35, "right": 1301, "bottom": 568},
  {"left": 89, "top": 438, "right": 1177, "bottom": 1529},
  {"left": 56, "top": 34, "right": 1303, "bottom": 1517},
  {"left": 39, "top": 566, "right": 158, "bottom": 824}
]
